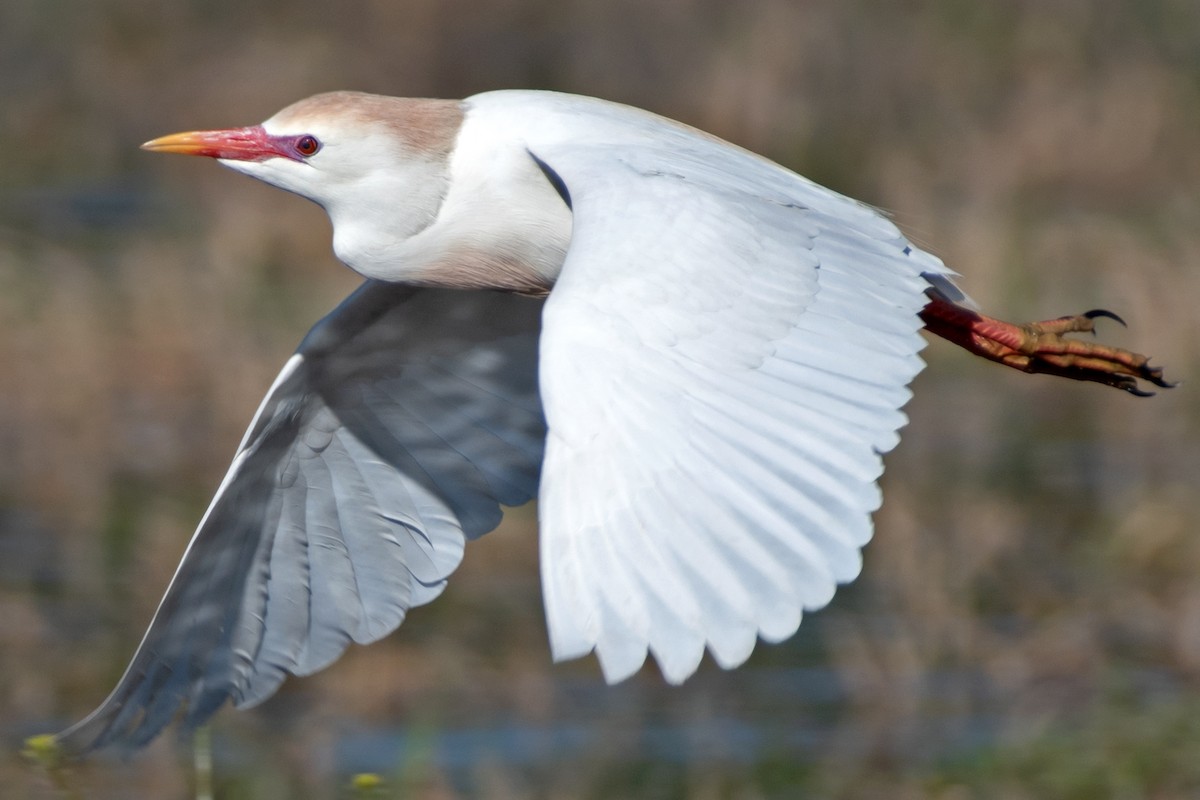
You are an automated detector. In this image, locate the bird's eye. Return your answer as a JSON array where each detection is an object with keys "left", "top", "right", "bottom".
[{"left": 294, "top": 135, "right": 321, "bottom": 157}]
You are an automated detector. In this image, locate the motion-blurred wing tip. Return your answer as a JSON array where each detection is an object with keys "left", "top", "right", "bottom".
[{"left": 597, "top": 647, "right": 648, "bottom": 685}]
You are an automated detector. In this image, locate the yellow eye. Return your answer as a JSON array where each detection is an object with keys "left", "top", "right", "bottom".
[{"left": 295, "top": 135, "right": 321, "bottom": 157}]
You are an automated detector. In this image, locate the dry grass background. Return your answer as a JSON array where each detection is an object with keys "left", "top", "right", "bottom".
[{"left": 2, "top": 0, "right": 1199, "bottom": 797}]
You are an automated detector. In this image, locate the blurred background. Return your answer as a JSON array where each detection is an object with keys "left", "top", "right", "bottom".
[{"left": 3, "top": 0, "right": 1199, "bottom": 797}]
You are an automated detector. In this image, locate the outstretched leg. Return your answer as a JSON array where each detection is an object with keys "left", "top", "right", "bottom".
[{"left": 920, "top": 294, "right": 1173, "bottom": 396}]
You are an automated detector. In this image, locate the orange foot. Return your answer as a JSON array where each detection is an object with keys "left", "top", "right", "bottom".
[{"left": 920, "top": 295, "right": 1174, "bottom": 397}]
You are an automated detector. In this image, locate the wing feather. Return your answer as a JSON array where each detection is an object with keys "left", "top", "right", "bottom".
[
  {"left": 55, "top": 283, "right": 546, "bottom": 752},
  {"left": 520, "top": 94, "right": 960, "bottom": 683}
]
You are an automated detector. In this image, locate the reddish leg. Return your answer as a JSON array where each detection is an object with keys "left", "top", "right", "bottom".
[{"left": 920, "top": 295, "right": 1173, "bottom": 396}]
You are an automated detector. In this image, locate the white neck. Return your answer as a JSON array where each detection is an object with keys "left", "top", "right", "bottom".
[
  {"left": 330, "top": 104, "right": 573, "bottom": 293},
  {"left": 326, "top": 155, "right": 453, "bottom": 275}
]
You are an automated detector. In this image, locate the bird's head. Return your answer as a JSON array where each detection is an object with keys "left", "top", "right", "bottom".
[
  {"left": 142, "top": 90, "right": 571, "bottom": 287},
  {"left": 142, "top": 91, "right": 463, "bottom": 230}
]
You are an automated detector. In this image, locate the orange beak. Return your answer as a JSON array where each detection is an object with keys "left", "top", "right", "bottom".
[{"left": 141, "top": 126, "right": 286, "bottom": 161}]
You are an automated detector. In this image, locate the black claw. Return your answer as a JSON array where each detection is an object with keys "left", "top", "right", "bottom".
[
  {"left": 1122, "top": 383, "right": 1156, "bottom": 398},
  {"left": 1110, "top": 373, "right": 1155, "bottom": 397},
  {"left": 1138, "top": 361, "right": 1177, "bottom": 389},
  {"left": 1084, "top": 308, "right": 1127, "bottom": 327}
]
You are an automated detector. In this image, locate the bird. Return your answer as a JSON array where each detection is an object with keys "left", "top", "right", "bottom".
[{"left": 54, "top": 90, "right": 1170, "bottom": 754}]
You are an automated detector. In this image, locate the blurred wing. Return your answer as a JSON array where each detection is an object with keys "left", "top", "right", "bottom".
[
  {"left": 57, "top": 283, "right": 546, "bottom": 752},
  {"left": 531, "top": 110, "right": 957, "bottom": 683}
]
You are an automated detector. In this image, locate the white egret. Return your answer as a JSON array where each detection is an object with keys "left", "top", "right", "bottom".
[{"left": 56, "top": 91, "right": 1169, "bottom": 752}]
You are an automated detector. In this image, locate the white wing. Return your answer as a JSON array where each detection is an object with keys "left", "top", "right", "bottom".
[
  {"left": 57, "top": 282, "right": 545, "bottom": 751},
  {"left": 525, "top": 96, "right": 957, "bottom": 683}
]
